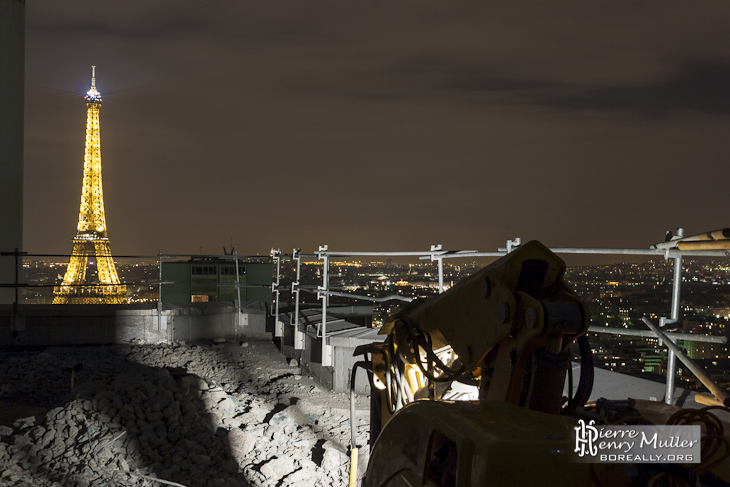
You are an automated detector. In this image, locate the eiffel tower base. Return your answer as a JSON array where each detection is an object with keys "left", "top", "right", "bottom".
[
  {"left": 53, "top": 239, "right": 127, "bottom": 304},
  {"left": 53, "top": 284, "right": 128, "bottom": 304}
]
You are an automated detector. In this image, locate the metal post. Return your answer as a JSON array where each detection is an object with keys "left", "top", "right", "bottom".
[
  {"left": 234, "top": 251, "right": 242, "bottom": 333},
  {"left": 272, "top": 249, "right": 282, "bottom": 337},
  {"left": 664, "top": 228, "right": 684, "bottom": 405},
  {"left": 318, "top": 245, "right": 332, "bottom": 366},
  {"left": 157, "top": 249, "right": 163, "bottom": 343},
  {"left": 430, "top": 244, "right": 444, "bottom": 293},
  {"left": 234, "top": 251, "right": 241, "bottom": 312},
  {"left": 13, "top": 248, "right": 19, "bottom": 312},
  {"left": 292, "top": 248, "right": 304, "bottom": 349},
  {"left": 12, "top": 249, "right": 23, "bottom": 332},
  {"left": 498, "top": 238, "right": 522, "bottom": 253},
  {"left": 670, "top": 229, "right": 684, "bottom": 322}
]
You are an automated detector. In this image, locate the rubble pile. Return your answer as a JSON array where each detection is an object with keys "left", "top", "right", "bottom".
[{"left": 0, "top": 342, "right": 369, "bottom": 487}]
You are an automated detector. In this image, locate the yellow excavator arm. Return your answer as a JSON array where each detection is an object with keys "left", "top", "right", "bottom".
[{"left": 355, "top": 240, "right": 730, "bottom": 487}]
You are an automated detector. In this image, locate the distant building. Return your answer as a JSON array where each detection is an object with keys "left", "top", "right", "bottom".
[{"left": 161, "top": 258, "right": 272, "bottom": 305}]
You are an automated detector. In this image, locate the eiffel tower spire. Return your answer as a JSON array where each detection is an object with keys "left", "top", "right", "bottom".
[{"left": 54, "top": 67, "right": 127, "bottom": 304}]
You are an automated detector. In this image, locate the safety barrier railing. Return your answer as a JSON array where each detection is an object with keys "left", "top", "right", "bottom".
[
  {"left": 271, "top": 228, "right": 730, "bottom": 405},
  {"left": 4, "top": 228, "right": 730, "bottom": 405}
]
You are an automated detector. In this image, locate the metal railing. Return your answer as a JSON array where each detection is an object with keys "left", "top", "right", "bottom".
[
  {"left": 271, "top": 228, "right": 730, "bottom": 405},
  {"left": 4, "top": 228, "right": 730, "bottom": 405}
]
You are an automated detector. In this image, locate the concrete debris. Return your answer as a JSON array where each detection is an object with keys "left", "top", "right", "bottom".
[{"left": 0, "top": 341, "right": 370, "bottom": 487}]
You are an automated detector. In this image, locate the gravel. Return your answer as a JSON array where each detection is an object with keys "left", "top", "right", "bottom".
[{"left": 0, "top": 341, "right": 370, "bottom": 487}]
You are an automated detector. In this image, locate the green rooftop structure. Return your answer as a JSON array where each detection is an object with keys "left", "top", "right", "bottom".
[{"left": 161, "top": 258, "right": 272, "bottom": 305}]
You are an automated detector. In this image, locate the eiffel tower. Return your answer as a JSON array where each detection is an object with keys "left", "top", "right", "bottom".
[{"left": 53, "top": 67, "right": 127, "bottom": 304}]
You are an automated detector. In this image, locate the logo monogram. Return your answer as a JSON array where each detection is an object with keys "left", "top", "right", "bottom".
[{"left": 574, "top": 419, "right": 599, "bottom": 457}]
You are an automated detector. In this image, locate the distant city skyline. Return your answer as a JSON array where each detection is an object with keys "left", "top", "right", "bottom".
[{"left": 22, "top": 1, "right": 730, "bottom": 257}]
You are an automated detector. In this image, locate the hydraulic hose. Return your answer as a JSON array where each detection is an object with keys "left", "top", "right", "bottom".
[{"left": 565, "top": 334, "right": 594, "bottom": 415}]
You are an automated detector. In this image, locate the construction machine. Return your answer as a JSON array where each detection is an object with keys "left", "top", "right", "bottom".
[{"left": 352, "top": 240, "right": 730, "bottom": 487}]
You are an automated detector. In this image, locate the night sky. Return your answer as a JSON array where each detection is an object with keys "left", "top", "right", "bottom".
[{"left": 22, "top": 1, "right": 730, "bottom": 259}]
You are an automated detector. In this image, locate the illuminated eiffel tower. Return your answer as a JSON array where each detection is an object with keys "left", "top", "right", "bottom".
[{"left": 53, "top": 67, "right": 127, "bottom": 304}]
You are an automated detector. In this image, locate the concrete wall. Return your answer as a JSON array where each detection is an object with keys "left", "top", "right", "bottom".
[
  {"left": 0, "top": 306, "right": 162, "bottom": 347},
  {"left": 293, "top": 326, "right": 377, "bottom": 394},
  {"left": 1, "top": 300, "right": 375, "bottom": 395},
  {"left": 278, "top": 309, "right": 382, "bottom": 394},
  {"left": 170, "top": 303, "right": 269, "bottom": 342},
  {"left": 0, "top": 302, "right": 270, "bottom": 349},
  {"left": 332, "top": 342, "right": 371, "bottom": 394}
]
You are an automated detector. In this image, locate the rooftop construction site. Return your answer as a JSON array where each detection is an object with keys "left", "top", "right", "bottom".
[
  {"left": 3, "top": 234, "right": 730, "bottom": 486},
  {"left": 3, "top": 2, "right": 730, "bottom": 486}
]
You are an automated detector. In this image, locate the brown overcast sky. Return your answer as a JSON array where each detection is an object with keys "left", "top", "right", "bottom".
[{"left": 22, "top": 1, "right": 730, "bottom": 259}]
